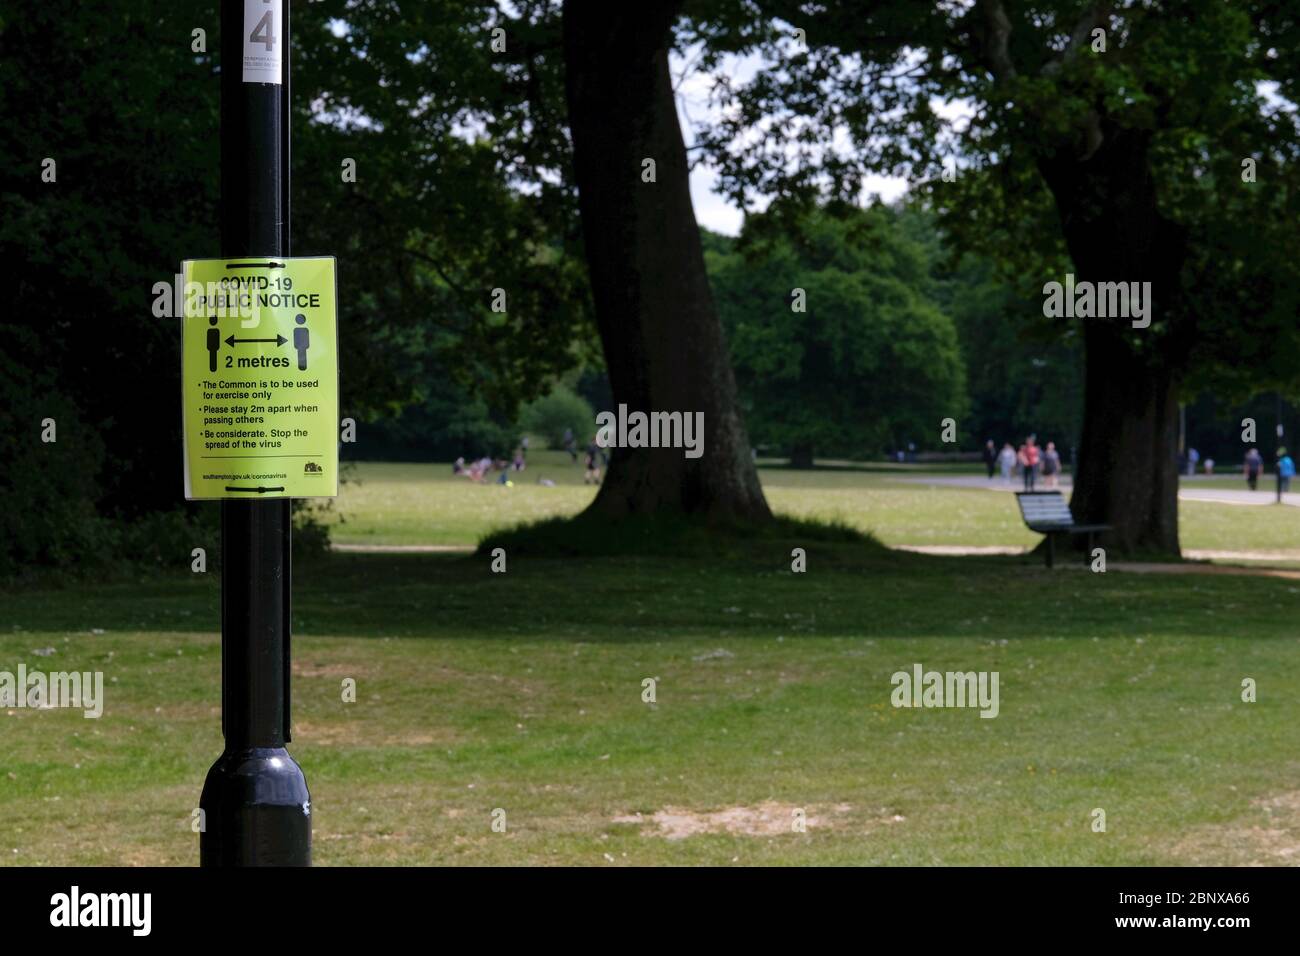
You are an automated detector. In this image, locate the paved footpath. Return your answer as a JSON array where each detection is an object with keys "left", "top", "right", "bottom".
[
  {"left": 895, "top": 544, "right": 1300, "bottom": 577},
  {"left": 900, "top": 474, "right": 1299, "bottom": 507}
]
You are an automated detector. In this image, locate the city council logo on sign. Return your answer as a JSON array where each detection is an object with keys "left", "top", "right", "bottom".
[{"left": 181, "top": 257, "right": 339, "bottom": 499}]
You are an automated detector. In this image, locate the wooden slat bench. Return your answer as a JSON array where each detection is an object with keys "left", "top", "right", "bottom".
[{"left": 1014, "top": 491, "right": 1111, "bottom": 568}]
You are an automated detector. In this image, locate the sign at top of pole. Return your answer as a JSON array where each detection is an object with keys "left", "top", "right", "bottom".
[
  {"left": 181, "top": 257, "right": 339, "bottom": 500},
  {"left": 242, "top": 0, "right": 284, "bottom": 84}
]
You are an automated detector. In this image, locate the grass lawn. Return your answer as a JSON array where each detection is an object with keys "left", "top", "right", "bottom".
[
  {"left": 328, "top": 454, "right": 1300, "bottom": 554},
  {"left": 2, "top": 457, "right": 1298, "bottom": 865}
]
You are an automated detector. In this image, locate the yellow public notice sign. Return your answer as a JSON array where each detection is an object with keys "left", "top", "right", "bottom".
[{"left": 182, "top": 256, "right": 338, "bottom": 499}]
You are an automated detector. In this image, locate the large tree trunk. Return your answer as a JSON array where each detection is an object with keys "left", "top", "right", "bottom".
[
  {"left": 1072, "top": 325, "right": 1182, "bottom": 553},
  {"left": 1038, "top": 127, "right": 1188, "bottom": 556},
  {"left": 562, "top": 0, "right": 771, "bottom": 522}
]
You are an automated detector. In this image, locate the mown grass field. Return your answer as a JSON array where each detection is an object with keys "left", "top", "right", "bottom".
[
  {"left": 2, "top": 456, "right": 1298, "bottom": 865},
  {"left": 328, "top": 453, "right": 1300, "bottom": 554}
]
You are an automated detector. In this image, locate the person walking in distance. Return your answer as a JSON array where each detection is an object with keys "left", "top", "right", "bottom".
[
  {"left": 982, "top": 440, "right": 997, "bottom": 479},
  {"left": 1018, "top": 435, "right": 1040, "bottom": 492},
  {"left": 1041, "top": 441, "right": 1061, "bottom": 489},
  {"left": 584, "top": 435, "right": 603, "bottom": 484},
  {"left": 1244, "top": 446, "right": 1263, "bottom": 491},
  {"left": 1277, "top": 446, "right": 1295, "bottom": 502},
  {"left": 998, "top": 442, "right": 1016, "bottom": 484}
]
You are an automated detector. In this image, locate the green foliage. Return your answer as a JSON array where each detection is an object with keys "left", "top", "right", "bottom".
[
  {"left": 517, "top": 385, "right": 595, "bottom": 450},
  {"left": 0, "top": 1, "right": 220, "bottom": 517},
  {"left": 0, "top": 334, "right": 109, "bottom": 578},
  {"left": 912, "top": 211, "right": 1083, "bottom": 451},
  {"left": 348, "top": 365, "right": 517, "bottom": 461},
  {"left": 0, "top": 327, "right": 228, "bottom": 581},
  {"left": 290, "top": 501, "right": 335, "bottom": 561},
  {"left": 293, "top": 0, "right": 596, "bottom": 417},
  {"left": 0, "top": 1, "right": 596, "bottom": 569},
  {"left": 693, "top": 1, "right": 1300, "bottom": 388},
  {"left": 115, "top": 507, "right": 219, "bottom": 572},
  {"left": 705, "top": 206, "right": 966, "bottom": 461},
  {"left": 362, "top": 397, "right": 516, "bottom": 461}
]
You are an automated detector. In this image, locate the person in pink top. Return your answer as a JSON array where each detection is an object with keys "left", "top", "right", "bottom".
[{"left": 1017, "top": 435, "right": 1040, "bottom": 491}]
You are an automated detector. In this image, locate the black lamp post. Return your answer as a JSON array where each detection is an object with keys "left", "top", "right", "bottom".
[{"left": 199, "top": 0, "right": 311, "bottom": 867}]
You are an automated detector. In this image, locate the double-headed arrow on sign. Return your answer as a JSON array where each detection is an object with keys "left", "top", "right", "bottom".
[{"left": 225, "top": 333, "right": 288, "bottom": 347}]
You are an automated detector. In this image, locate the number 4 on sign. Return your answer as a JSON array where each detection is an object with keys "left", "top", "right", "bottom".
[
  {"left": 242, "top": 0, "right": 283, "bottom": 85},
  {"left": 250, "top": 9, "right": 276, "bottom": 52}
]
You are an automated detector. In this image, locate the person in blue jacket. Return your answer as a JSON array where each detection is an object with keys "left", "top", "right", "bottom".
[{"left": 1277, "top": 446, "right": 1295, "bottom": 500}]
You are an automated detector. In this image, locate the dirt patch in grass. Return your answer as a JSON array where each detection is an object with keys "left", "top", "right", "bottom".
[
  {"left": 292, "top": 719, "right": 452, "bottom": 748},
  {"left": 293, "top": 660, "right": 368, "bottom": 679},
  {"left": 1175, "top": 791, "right": 1300, "bottom": 864},
  {"left": 613, "top": 801, "right": 884, "bottom": 839}
]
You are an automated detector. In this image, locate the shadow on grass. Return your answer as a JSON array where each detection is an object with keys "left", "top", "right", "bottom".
[
  {"left": 477, "top": 509, "right": 880, "bottom": 559},
  {"left": 2, "top": 527, "right": 1296, "bottom": 645}
]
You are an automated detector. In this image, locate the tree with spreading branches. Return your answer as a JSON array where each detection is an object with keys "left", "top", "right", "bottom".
[{"left": 693, "top": 0, "right": 1300, "bottom": 554}]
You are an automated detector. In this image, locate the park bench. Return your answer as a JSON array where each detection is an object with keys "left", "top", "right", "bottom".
[{"left": 1014, "top": 491, "right": 1111, "bottom": 568}]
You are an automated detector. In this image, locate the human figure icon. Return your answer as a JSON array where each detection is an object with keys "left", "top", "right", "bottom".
[
  {"left": 293, "top": 313, "right": 310, "bottom": 370},
  {"left": 206, "top": 315, "right": 220, "bottom": 372}
]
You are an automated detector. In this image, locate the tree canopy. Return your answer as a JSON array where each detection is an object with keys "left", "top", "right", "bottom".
[{"left": 705, "top": 206, "right": 966, "bottom": 463}]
